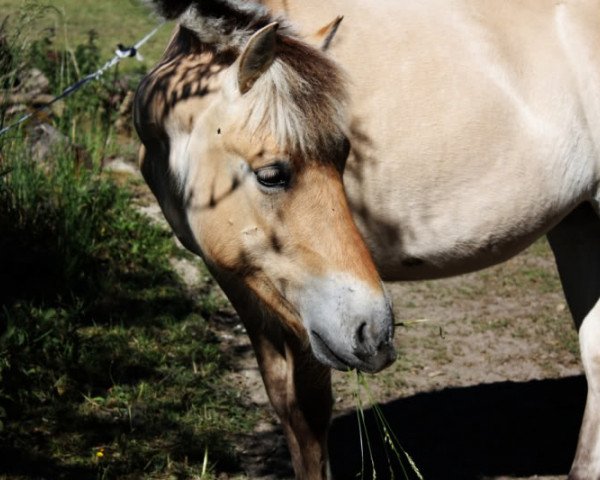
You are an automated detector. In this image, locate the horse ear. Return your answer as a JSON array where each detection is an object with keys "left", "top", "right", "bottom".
[
  {"left": 309, "top": 15, "right": 343, "bottom": 51},
  {"left": 238, "top": 22, "right": 279, "bottom": 94}
]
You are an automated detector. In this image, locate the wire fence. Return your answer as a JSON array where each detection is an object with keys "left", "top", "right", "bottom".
[{"left": 0, "top": 22, "right": 164, "bottom": 137}]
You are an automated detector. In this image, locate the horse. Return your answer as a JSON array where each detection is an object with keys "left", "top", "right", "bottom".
[{"left": 134, "top": 1, "right": 600, "bottom": 478}]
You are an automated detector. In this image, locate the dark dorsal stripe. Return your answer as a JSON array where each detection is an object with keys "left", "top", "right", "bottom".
[
  {"left": 152, "top": 0, "right": 272, "bottom": 35},
  {"left": 192, "top": 1, "right": 273, "bottom": 39},
  {"left": 150, "top": 0, "right": 193, "bottom": 19}
]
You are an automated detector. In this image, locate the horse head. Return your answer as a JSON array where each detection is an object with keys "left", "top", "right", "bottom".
[{"left": 135, "top": 0, "right": 396, "bottom": 373}]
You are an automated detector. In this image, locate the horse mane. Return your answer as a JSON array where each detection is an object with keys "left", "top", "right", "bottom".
[
  {"left": 148, "top": 0, "right": 290, "bottom": 50},
  {"left": 226, "top": 34, "right": 348, "bottom": 156},
  {"left": 149, "top": 0, "right": 349, "bottom": 157}
]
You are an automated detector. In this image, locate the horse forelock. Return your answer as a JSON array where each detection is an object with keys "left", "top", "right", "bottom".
[
  {"left": 227, "top": 35, "right": 349, "bottom": 159},
  {"left": 148, "top": 1, "right": 349, "bottom": 161},
  {"left": 179, "top": 1, "right": 285, "bottom": 51}
]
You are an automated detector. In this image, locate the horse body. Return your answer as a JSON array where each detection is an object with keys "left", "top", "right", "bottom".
[
  {"left": 268, "top": 0, "right": 600, "bottom": 280},
  {"left": 135, "top": 1, "right": 600, "bottom": 478}
]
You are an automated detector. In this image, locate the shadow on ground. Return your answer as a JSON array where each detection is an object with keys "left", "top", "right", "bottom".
[{"left": 330, "top": 375, "right": 586, "bottom": 480}]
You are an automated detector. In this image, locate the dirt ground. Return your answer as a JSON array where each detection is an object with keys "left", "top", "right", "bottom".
[
  {"left": 128, "top": 164, "right": 583, "bottom": 480},
  {"left": 214, "top": 239, "right": 583, "bottom": 480}
]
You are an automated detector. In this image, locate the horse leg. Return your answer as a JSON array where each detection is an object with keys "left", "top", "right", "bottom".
[
  {"left": 243, "top": 316, "right": 333, "bottom": 480},
  {"left": 547, "top": 202, "right": 600, "bottom": 480}
]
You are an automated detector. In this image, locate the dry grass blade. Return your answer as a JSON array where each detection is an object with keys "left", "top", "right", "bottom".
[{"left": 353, "top": 371, "right": 424, "bottom": 480}]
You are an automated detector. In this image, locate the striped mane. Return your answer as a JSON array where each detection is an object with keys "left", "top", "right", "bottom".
[
  {"left": 227, "top": 34, "right": 348, "bottom": 156},
  {"left": 150, "top": 0, "right": 349, "bottom": 156}
]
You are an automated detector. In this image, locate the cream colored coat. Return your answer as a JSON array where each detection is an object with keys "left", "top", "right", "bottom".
[
  {"left": 136, "top": 1, "right": 600, "bottom": 478},
  {"left": 267, "top": 0, "right": 600, "bottom": 279}
]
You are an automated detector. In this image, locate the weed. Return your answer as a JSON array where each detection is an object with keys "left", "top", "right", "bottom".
[
  {"left": 0, "top": 139, "right": 254, "bottom": 477},
  {"left": 0, "top": 7, "right": 254, "bottom": 478}
]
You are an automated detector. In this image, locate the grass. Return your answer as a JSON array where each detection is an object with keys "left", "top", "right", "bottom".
[
  {"left": 0, "top": 0, "right": 173, "bottom": 72},
  {"left": 0, "top": 8, "right": 256, "bottom": 478},
  {"left": 0, "top": 135, "right": 256, "bottom": 479}
]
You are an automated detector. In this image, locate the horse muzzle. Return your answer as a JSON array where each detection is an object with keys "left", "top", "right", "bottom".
[
  {"left": 297, "top": 274, "right": 397, "bottom": 373},
  {"left": 309, "top": 326, "right": 396, "bottom": 373}
]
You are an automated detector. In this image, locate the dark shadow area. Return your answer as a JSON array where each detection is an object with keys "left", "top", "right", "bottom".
[
  {"left": 330, "top": 375, "right": 586, "bottom": 480},
  {"left": 0, "top": 446, "right": 96, "bottom": 479},
  {"left": 236, "top": 429, "right": 294, "bottom": 479},
  {"left": 0, "top": 177, "right": 244, "bottom": 478},
  {"left": 0, "top": 400, "right": 240, "bottom": 479}
]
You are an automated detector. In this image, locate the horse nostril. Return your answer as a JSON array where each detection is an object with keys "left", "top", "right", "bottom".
[
  {"left": 356, "top": 322, "right": 367, "bottom": 344},
  {"left": 353, "top": 322, "right": 373, "bottom": 361}
]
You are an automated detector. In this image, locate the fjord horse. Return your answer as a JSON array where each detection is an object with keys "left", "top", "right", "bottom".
[{"left": 135, "top": 1, "right": 600, "bottom": 478}]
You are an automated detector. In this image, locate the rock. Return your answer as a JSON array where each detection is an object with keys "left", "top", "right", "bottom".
[
  {"left": 27, "top": 123, "right": 91, "bottom": 169},
  {"left": 115, "top": 90, "right": 135, "bottom": 134},
  {"left": 103, "top": 156, "right": 139, "bottom": 176},
  {"left": 20, "top": 68, "right": 50, "bottom": 95},
  {"left": 28, "top": 123, "right": 68, "bottom": 162}
]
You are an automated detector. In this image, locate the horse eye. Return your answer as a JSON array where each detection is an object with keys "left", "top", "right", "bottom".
[{"left": 255, "top": 163, "right": 291, "bottom": 190}]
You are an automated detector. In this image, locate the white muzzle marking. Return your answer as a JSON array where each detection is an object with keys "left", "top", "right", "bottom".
[{"left": 295, "top": 273, "right": 396, "bottom": 373}]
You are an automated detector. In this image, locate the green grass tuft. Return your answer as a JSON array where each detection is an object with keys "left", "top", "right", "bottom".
[{"left": 0, "top": 6, "right": 255, "bottom": 478}]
